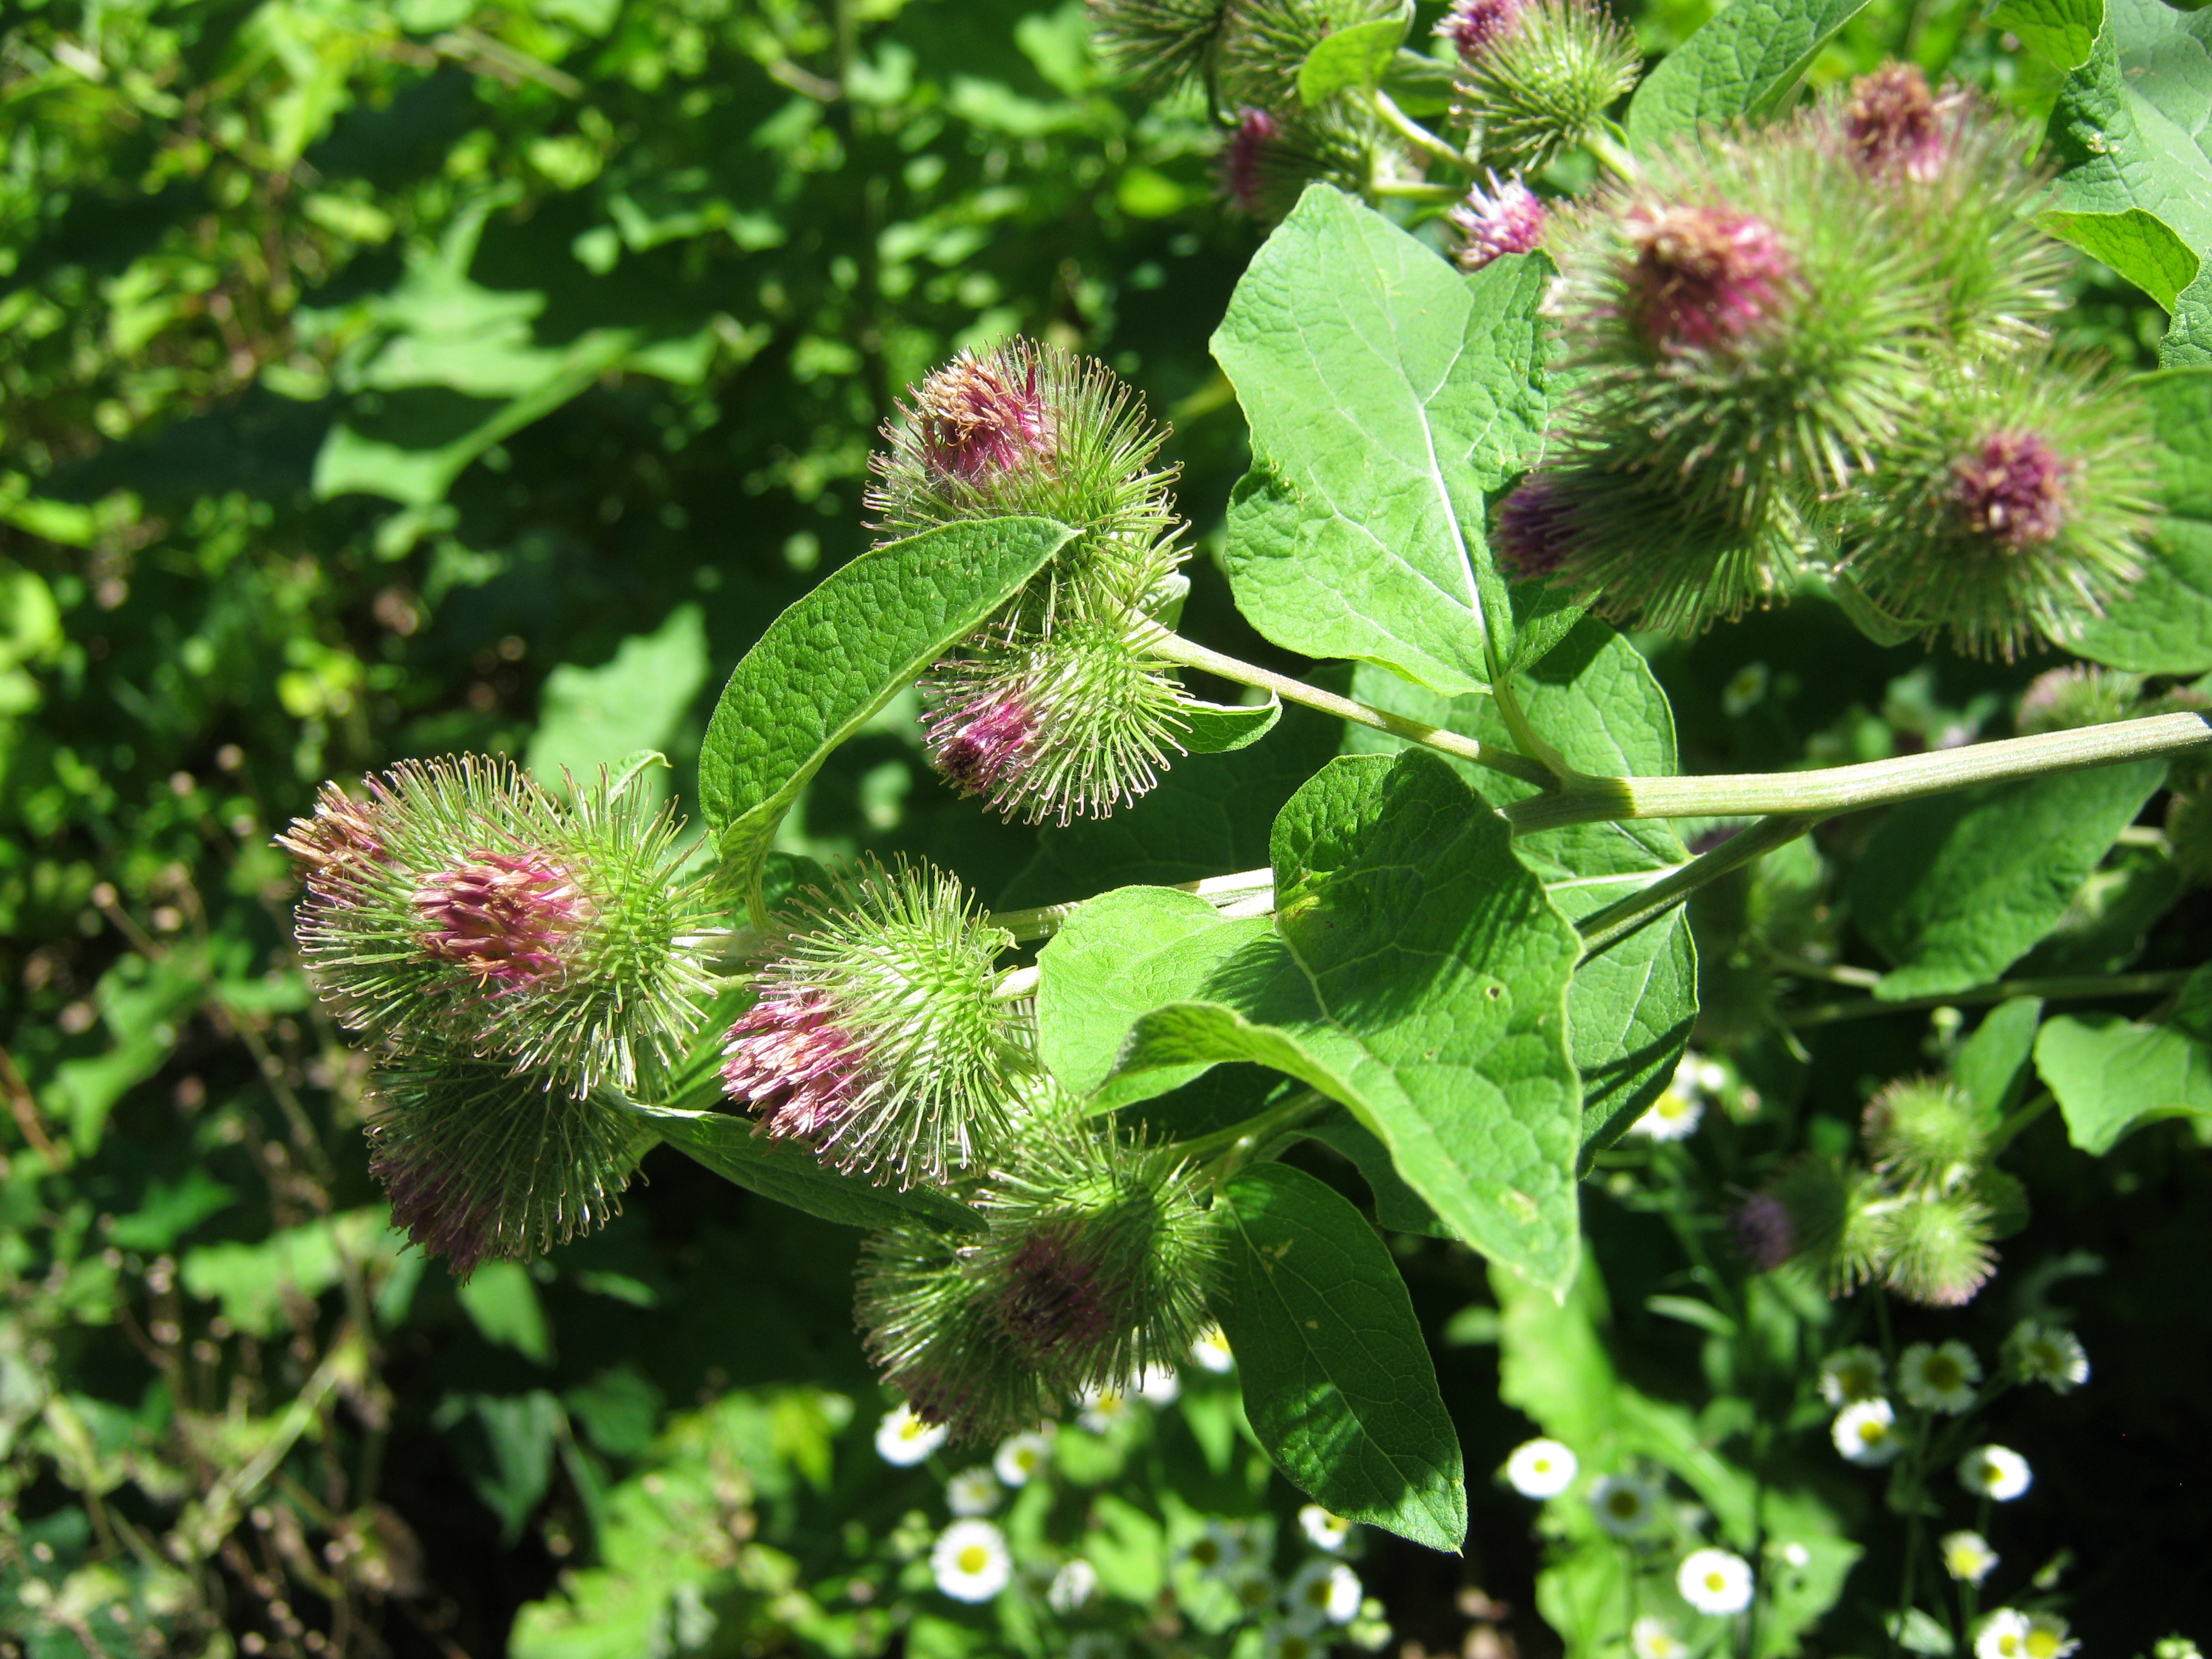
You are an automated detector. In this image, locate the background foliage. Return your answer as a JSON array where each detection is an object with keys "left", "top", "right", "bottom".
[{"left": 1, "top": 1, "right": 2205, "bottom": 1657}]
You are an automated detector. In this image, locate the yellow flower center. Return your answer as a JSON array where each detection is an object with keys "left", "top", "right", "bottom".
[
  {"left": 957, "top": 1544, "right": 990, "bottom": 1575},
  {"left": 1704, "top": 1572, "right": 1727, "bottom": 1593},
  {"left": 1609, "top": 1492, "right": 1640, "bottom": 1516},
  {"left": 2026, "top": 1632, "right": 2064, "bottom": 1659}
]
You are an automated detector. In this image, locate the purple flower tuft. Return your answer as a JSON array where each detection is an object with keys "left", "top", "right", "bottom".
[
  {"left": 914, "top": 352, "right": 1056, "bottom": 483},
  {"left": 1493, "top": 474, "right": 1582, "bottom": 580},
  {"left": 1843, "top": 62, "right": 1950, "bottom": 181},
  {"left": 722, "top": 987, "right": 877, "bottom": 1144},
  {"left": 1449, "top": 173, "right": 1547, "bottom": 272},
  {"left": 415, "top": 852, "right": 583, "bottom": 989},
  {"left": 1624, "top": 203, "right": 1795, "bottom": 350},
  {"left": 1953, "top": 431, "right": 2067, "bottom": 549},
  {"left": 924, "top": 679, "right": 1041, "bottom": 800},
  {"left": 1435, "top": 0, "right": 1525, "bottom": 61},
  {"left": 996, "top": 1225, "right": 1120, "bottom": 1359},
  {"left": 1733, "top": 1192, "right": 1798, "bottom": 1272},
  {"left": 370, "top": 1141, "right": 503, "bottom": 1279},
  {"left": 1220, "top": 107, "right": 1279, "bottom": 216},
  {"left": 277, "top": 780, "right": 390, "bottom": 904}
]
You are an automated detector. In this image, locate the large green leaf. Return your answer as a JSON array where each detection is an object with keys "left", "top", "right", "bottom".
[
  {"left": 696, "top": 516, "right": 1073, "bottom": 919},
  {"left": 2070, "top": 367, "right": 2212, "bottom": 674},
  {"left": 1215, "top": 1162, "right": 1466, "bottom": 1552},
  {"left": 2035, "top": 967, "right": 2212, "bottom": 1154},
  {"left": 1105, "top": 751, "right": 1584, "bottom": 1292},
  {"left": 1624, "top": 0, "right": 1871, "bottom": 150},
  {"left": 1296, "top": 9, "right": 1409, "bottom": 104},
  {"left": 1848, "top": 762, "right": 2167, "bottom": 999},
  {"left": 1213, "top": 187, "right": 1552, "bottom": 693},
  {"left": 1341, "top": 620, "right": 1697, "bottom": 1155},
  {"left": 1989, "top": 0, "right": 2103, "bottom": 70},
  {"left": 2044, "top": 0, "right": 2212, "bottom": 304},
  {"left": 2165, "top": 264, "right": 2212, "bottom": 366}
]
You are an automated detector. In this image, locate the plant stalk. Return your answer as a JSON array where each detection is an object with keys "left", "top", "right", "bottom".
[
  {"left": 1577, "top": 813, "right": 1817, "bottom": 957},
  {"left": 1787, "top": 970, "right": 2194, "bottom": 1029},
  {"left": 1369, "top": 87, "right": 1473, "bottom": 171}
]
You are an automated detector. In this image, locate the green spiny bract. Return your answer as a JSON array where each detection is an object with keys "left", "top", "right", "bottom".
[
  {"left": 865, "top": 338, "right": 1186, "bottom": 634},
  {"left": 1872, "top": 1188, "right": 1998, "bottom": 1307},
  {"left": 280, "top": 758, "right": 714, "bottom": 1099},
  {"left": 1838, "top": 351, "right": 2155, "bottom": 659},
  {"left": 856, "top": 1088, "right": 1226, "bottom": 1440},
  {"left": 1446, "top": 0, "right": 1638, "bottom": 175},
  {"left": 2016, "top": 665, "right": 2145, "bottom": 735},
  {"left": 365, "top": 1059, "right": 654, "bottom": 1278},
  {"left": 720, "top": 858, "right": 1029, "bottom": 1189},
  {"left": 922, "top": 609, "right": 1198, "bottom": 823},
  {"left": 1862, "top": 1076, "right": 1991, "bottom": 1192},
  {"left": 1218, "top": 101, "right": 1388, "bottom": 224},
  {"left": 1086, "top": 0, "right": 1233, "bottom": 94},
  {"left": 1209, "top": 0, "right": 1403, "bottom": 112}
]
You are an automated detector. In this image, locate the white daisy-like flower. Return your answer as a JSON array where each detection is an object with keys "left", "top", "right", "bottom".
[
  {"left": 1190, "top": 1324, "right": 1235, "bottom": 1373},
  {"left": 1629, "top": 1084, "right": 1704, "bottom": 1141},
  {"left": 1262, "top": 1624, "right": 1329, "bottom": 1659},
  {"left": 876, "top": 1404, "right": 948, "bottom": 1466},
  {"left": 2006, "top": 1322, "right": 2090, "bottom": 1394},
  {"left": 1175, "top": 1519, "right": 1249, "bottom": 1581},
  {"left": 1684, "top": 1052, "right": 1728, "bottom": 1096},
  {"left": 1958, "top": 1445, "right": 2033, "bottom": 1501},
  {"left": 1229, "top": 1563, "right": 1278, "bottom": 1615},
  {"left": 1977, "top": 1610, "right": 2080, "bottom": 1659},
  {"left": 1677, "top": 1549, "right": 1755, "bottom": 1617},
  {"left": 1284, "top": 1559, "right": 1362, "bottom": 1631},
  {"left": 992, "top": 1427, "right": 1054, "bottom": 1486},
  {"left": 1048, "top": 1557, "right": 1100, "bottom": 1614},
  {"left": 1589, "top": 1473, "right": 1661, "bottom": 1537},
  {"left": 1833, "top": 1398, "right": 1906, "bottom": 1466},
  {"left": 1505, "top": 1437, "right": 1580, "bottom": 1498},
  {"left": 931, "top": 1519, "right": 1012, "bottom": 1603},
  {"left": 1776, "top": 1543, "right": 1811, "bottom": 1570},
  {"left": 1941, "top": 1531, "right": 1998, "bottom": 1586},
  {"left": 1899, "top": 1341, "right": 1983, "bottom": 1413},
  {"left": 1076, "top": 1382, "right": 1134, "bottom": 1434},
  {"left": 1818, "top": 1346, "right": 1885, "bottom": 1407},
  {"left": 1136, "top": 1363, "right": 1181, "bottom": 1404},
  {"left": 1299, "top": 1504, "right": 1354, "bottom": 1552},
  {"left": 945, "top": 1466, "right": 1000, "bottom": 1517},
  {"left": 1633, "top": 1617, "right": 1688, "bottom": 1659}
]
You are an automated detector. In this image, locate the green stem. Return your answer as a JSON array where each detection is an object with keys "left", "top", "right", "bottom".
[
  {"left": 1370, "top": 179, "right": 1464, "bottom": 202},
  {"left": 1506, "top": 711, "right": 2211, "bottom": 833},
  {"left": 1577, "top": 814, "right": 1818, "bottom": 957},
  {"left": 990, "top": 867, "right": 1273, "bottom": 945},
  {"left": 1584, "top": 122, "right": 1640, "bottom": 181},
  {"left": 1787, "top": 970, "right": 2193, "bottom": 1030},
  {"left": 1369, "top": 87, "right": 1473, "bottom": 172},
  {"left": 1984, "top": 1091, "right": 2056, "bottom": 1158},
  {"left": 1149, "top": 630, "right": 1559, "bottom": 788},
  {"left": 1174, "top": 1088, "right": 1331, "bottom": 1175}
]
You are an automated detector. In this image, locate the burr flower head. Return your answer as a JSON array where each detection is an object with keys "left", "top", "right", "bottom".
[
  {"left": 364, "top": 1059, "right": 651, "bottom": 1278},
  {"left": 914, "top": 350, "right": 1055, "bottom": 486},
  {"left": 1843, "top": 62, "right": 1950, "bottom": 179},
  {"left": 1436, "top": 0, "right": 1525, "bottom": 61},
  {"left": 1954, "top": 432, "right": 2066, "bottom": 549},
  {"left": 1212, "top": 0, "right": 1405, "bottom": 109},
  {"left": 1879, "top": 1188, "right": 1998, "bottom": 1306},
  {"left": 1862, "top": 1076, "right": 1991, "bottom": 1191},
  {"left": 284, "top": 757, "right": 712, "bottom": 1098},
  {"left": 1450, "top": 0, "right": 1640, "bottom": 172},
  {"left": 1223, "top": 107, "right": 1282, "bottom": 216},
  {"left": 1623, "top": 203, "right": 1795, "bottom": 351},
  {"left": 1492, "top": 473, "right": 1584, "bottom": 579},
  {"left": 2016, "top": 664, "right": 2142, "bottom": 734},
  {"left": 923, "top": 680, "right": 1042, "bottom": 800},
  {"left": 1732, "top": 1191, "right": 1798, "bottom": 1272},
  {"left": 1085, "top": 0, "right": 1232, "bottom": 92},
  {"left": 722, "top": 858, "right": 1027, "bottom": 1188},
  {"left": 1449, "top": 173, "right": 1548, "bottom": 272}
]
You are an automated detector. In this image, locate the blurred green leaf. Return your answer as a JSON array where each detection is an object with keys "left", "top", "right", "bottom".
[{"left": 1625, "top": 0, "right": 1872, "bottom": 149}]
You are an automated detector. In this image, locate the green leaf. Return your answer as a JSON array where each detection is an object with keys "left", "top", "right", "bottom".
[
  {"left": 1988, "top": 0, "right": 2105, "bottom": 69},
  {"left": 632, "top": 1103, "right": 985, "bottom": 1233},
  {"left": 2070, "top": 367, "right": 2212, "bottom": 673},
  {"left": 696, "top": 516, "right": 1074, "bottom": 920},
  {"left": 2041, "top": 209, "right": 2202, "bottom": 310},
  {"left": 2045, "top": 0, "right": 2212, "bottom": 304},
  {"left": 2035, "top": 968, "right": 2212, "bottom": 1153},
  {"left": 1181, "top": 695, "right": 1282, "bottom": 754},
  {"left": 1624, "top": 0, "right": 1872, "bottom": 150},
  {"left": 1954, "top": 997, "right": 2045, "bottom": 1119},
  {"left": 1107, "top": 751, "right": 1585, "bottom": 1292},
  {"left": 1381, "top": 47, "right": 1456, "bottom": 116},
  {"left": 2164, "top": 263, "right": 2212, "bottom": 365},
  {"left": 1034, "top": 885, "right": 1275, "bottom": 1102},
  {"left": 1215, "top": 1162, "right": 1466, "bottom": 1552},
  {"left": 1339, "top": 620, "right": 1697, "bottom": 1155},
  {"left": 1299, "top": 1109, "right": 1452, "bottom": 1236},
  {"left": 458, "top": 1260, "right": 555, "bottom": 1364},
  {"left": 1296, "top": 10, "right": 1410, "bottom": 104},
  {"left": 526, "top": 604, "right": 709, "bottom": 802},
  {"left": 1213, "top": 188, "right": 1550, "bottom": 693},
  {"left": 1848, "top": 762, "right": 2167, "bottom": 999}
]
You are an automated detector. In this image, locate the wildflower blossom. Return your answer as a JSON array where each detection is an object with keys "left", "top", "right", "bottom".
[
  {"left": 1299, "top": 1505, "right": 1355, "bottom": 1551},
  {"left": 1677, "top": 1549, "right": 1755, "bottom": 1616},
  {"left": 1136, "top": 1363, "right": 1182, "bottom": 1404},
  {"left": 1978, "top": 1610, "right": 2080, "bottom": 1659},
  {"left": 1899, "top": 1341, "right": 1982, "bottom": 1413},
  {"left": 946, "top": 1466, "right": 1000, "bottom": 1517},
  {"left": 1733, "top": 1193, "right": 1798, "bottom": 1271},
  {"left": 877, "top": 1404, "right": 950, "bottom": 1466},
  {"left": 1049, "top": 1557, "right": 1101, "bottom": 1614},
  {"left": 1190, "top": 1324, "right": 1235, "bottom": 1373},
  {"left": 1450, "top": 173, "right": 1548, "bottom": 272},
  {"left": 1942, "top": 1531, "right": 1999, "bottom": 1587},
  {"left": 1078, "top": 1382, "right": 1136, "bottom": 1434},
  {"left": 1959, "top": 1444, "right": 2033, "bottom": 1501},
  {"left": 1505, "top": 1438, "right": 1580, "bottom": 1498},
  {"left": 1590, "top": 1473, "right": 1660, "bottom": 1537},
  {"left": 932, "top": 1520, "right": 1014, "bottom": 1603},
  {"left": 994, "top": 1429, "right": 1055, "bottom": 1486},
  {"left": 1842, "top": 62, "right": 1952, "bottom": 179},
  {"left": 1176, "top": 1520, "right": 1250, "bottom": 1581},
  {"left": 1435, "top": 0, "right": 1524, "bottom": 59},
  {"left": 1634, "top": 1618, "right": 1689, "bottom": 1659},
  {"left": 1832, "top": 1398, "right": 1906, "bottom": 1466},
  {"left": 1284, "top": 1559, "right": 1363, "bottom": 1631},
  {"left": 2006, "top": 1322, "right": 2090, "bottom": 1393},
  {"left": 1624, "top": 203, "right": 1795, "bottom": 351}
]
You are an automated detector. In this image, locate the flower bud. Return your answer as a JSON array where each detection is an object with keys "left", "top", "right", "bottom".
[
  {"left": 922, "top": 611, "right": 1196, "bottom": 823},
  {"left": 365, "top": 1059, "right": 651, "bottom": 1278},
  {"left": 1621, "top": 203, "right": 1794, "bottom": 350},
  {"left": 2016, "top": 665, "right": 2142, "bottom": 735},
  {"left": 1212, "top": 0, "right": 1403, "bottom": 110},
  {"left": 1086, "top": 0, "right": 1231, "bottom": 93},
  {"left": 1449, "top": 173, "right": 1548, "bottom": 272},
  {"left": 1842, "top": 62, "right": 1951, "bottom": 181},
  {"left": 1731, "top": 1191, "right": 1797, "bottom": 1272},
  {"left": 1862, "top": 1076, "right": 1990, "bottom": 1192},
  {"left": 1449, "top": 0, "right": 1638, "bottom": 173},
  {"left": 1216, "top": 101, "right": 1383, "bottom": 225},
  {"left": 283, "top": 759, "right": 712, "bottom": 1096},
  {"left": 722, "top": 858, "right": 1028, "bottom": 1188},
  {"left": 1875, "top": 1188, "right": 1997, "bottom": 1306},
  {"left": 1841, "top": 352, "right": 2154, "bottom": 658}
]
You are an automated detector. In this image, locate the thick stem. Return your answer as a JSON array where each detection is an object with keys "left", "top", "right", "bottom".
[
  {"left": 1584, "top": 122, "right": 1641, "bottom": 182},
  {"left": 1149, "top": 630, "right": 1558, "bottom": 788},
  {"left": 1371, "top": 179, "right": 1464, "bottom": 202},
  {"left": 1369, "top": 87, "right": 1473, "bottom": 171},
  {"left": 990, "top": 867, "right": 1273, "bottom": 945},
  {"left": 1578, "top": 814, "right": 1818, "bottom": 957},
  {"left": 1506, "top": 712, "right": 2212, "bottom": 833},
  {"left": 1176, "top": 1088, "right": 1331, "bottom": 1176},
  {"left": 1787, "top": 970, "right": 2194, "bottom": 1029}
]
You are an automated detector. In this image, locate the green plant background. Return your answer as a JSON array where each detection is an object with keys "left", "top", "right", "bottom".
[{"left": 2, "top": 1, "right": 2206, "bottom": 1656}]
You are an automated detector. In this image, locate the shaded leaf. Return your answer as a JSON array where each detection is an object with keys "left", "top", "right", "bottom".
[
  {"left": 1624, "top": 0, "right": 1871, "bottom": 149},
  {"left": 1298, "top": 11, "right": 1410, "bottom": 103},
  {"left": 2036, "top": 967, "right": 2212, "bottom": 1153},
  {"left": 2071, "top": 367, "right": 2212, "bottom": 674}
]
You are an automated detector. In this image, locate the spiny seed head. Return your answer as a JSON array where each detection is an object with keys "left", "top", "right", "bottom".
[
  {"left": 1436, "top": 0, "right": 1525, "bottom": 61},
  {"left": 722, "top": 858, "right": 1027, "bottom": 1188},
  {"left": 1086, "top": 0, "right": 1232, "bottom": 93},
  {"left": 283, "top": 758, "right": 713, "bottom": 1098},
  {"left": 2016, "top": 665, "right": 2142, "bottom": 735},
  {"left": 1492, "top": 472, "right": 1583, "bottom": 579},
  {"left": 1839, "top": 352, "right": 2154, "bottom": 659},
  {"left": 1212, "top": 0, "right": 1405, "bottom": 109},
  {"left": 365, "top": 1059, "right": 652, "bottom": 1278},
  {"left": 1862, "top": 1076, "right": 1990, "bottom": 1191},
  {"left": 915, "top": 352, "right": 1055, "bottom": 484},
  {"left": 1623, "top": 203, "right": 1794, "bottom": 350},
  {"left": 921, "top": 613, "right": 1196, "bottom": 824},
  {"left": 1450, "top": 0, "right": 1640, "bottom": 173},
  {"left": 1843, "top": 62, "right": 1950, "bottom": 180},
  {"left": 1877, "top": 1189, "right": 1997, "bottom": 1307},
  {"left": 1223, "top": 106, "right": 1282, "bottom": 216},
  {"left": 1449, "top": 173, "right": 1548, "bottom": 272},
  {"left": 1215, "top": 100, "right": 1384, "bottom": 225},
  {"left": 1732, "top": 1191, "right": 1797, "bottom": 1272}
]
